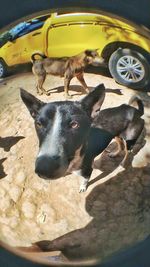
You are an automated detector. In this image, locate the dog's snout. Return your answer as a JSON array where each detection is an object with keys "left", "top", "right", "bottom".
[
  {"left": 35, "top": 155, "right": 61, "bottom": 179},
  {"left": 92, "top": 56, "right": 104, "bottom": 66}
]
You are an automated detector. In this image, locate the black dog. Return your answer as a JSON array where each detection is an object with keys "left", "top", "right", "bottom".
[
  {"left": 20, "top": 84, "right": 144, "bottom": 192},
  {"left": 92, "top": 95, "right": 144, "bottom": 165}
]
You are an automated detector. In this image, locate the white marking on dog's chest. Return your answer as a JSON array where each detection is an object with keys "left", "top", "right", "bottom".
[{"left": 38, "top": 107, "right": 63, "bottom": 156}]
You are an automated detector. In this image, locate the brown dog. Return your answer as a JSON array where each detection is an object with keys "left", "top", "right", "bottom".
[{"left": 31, "top": 50, "right": 103, "bottom": 98}]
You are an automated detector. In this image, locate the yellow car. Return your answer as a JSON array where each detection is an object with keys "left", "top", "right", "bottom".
[{"left": 1, "top": 11, "right": 150, "bottom": 89}]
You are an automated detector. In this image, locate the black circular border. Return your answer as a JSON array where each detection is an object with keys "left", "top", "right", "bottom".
[{"left": 0, "top": 1, "right": 150, "bottom": 266}]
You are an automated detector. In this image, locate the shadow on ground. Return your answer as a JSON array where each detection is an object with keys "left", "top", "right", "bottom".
[
  {"left": 34, "top": 162, "right": 150, "bottom": 262},
  {"left": 0, "top": 136, "right": 25, "bottom": 152},
  {"left": 0, "top": 157, "right": 7, "bottom": 179},
  {"left": 0, "top": 135, "right": 25, "bottom": 179},
  {"left": 46, "top": 85, "right": 123, "bottom": 96}
]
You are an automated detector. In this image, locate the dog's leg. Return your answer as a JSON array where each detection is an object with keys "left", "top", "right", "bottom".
[
  {"left": 108, "top": 136, "right": 123, "bottom": 157},
  {"left": 73, "top": 157, "right": 93, "bottom": 192},
  {"left": 37, "top": 73, "right": 50, "bottom": 96},
  {"left": 73, "top": 169, "right": 90, "bottom": 192},
  {"left": 76, "top": 72, "right": 89, "bottom": 94},
  {"left": 79, "top": 176, "right": 90, "bottom": 193},
  {"left": 121, "top": 139, "right": 128, "bottom": 166},
  {"left": 108, "top": 137, "right": 129, "bottom": 165},
  {"left": 64, "top": 75, "right": 72, "bottom": 99}
]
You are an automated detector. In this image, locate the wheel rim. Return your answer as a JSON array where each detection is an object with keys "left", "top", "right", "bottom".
[
  {"left": 116, "top": 55, "right": 145, "bottom": 83},
  {"left": 0, "top": 62, "right": 4, "bottom": 77}
]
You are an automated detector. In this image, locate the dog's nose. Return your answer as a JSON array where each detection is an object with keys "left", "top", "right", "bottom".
[{"left": 35, "top": 155, "right": 61, "bottom": 179}]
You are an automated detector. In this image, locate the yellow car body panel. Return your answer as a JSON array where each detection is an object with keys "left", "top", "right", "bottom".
[
  {"left": 1, "top": 29, "right": 43, "bottom": 65},
  {"left": 0, "top": 12, "right": 150, "bottom": 66}
]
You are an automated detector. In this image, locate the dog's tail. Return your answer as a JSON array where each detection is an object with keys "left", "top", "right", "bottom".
[
  {"left": 128, "top": 95, "right": 144, "bottom": 116},
  {"left": 31, "top": 52, "right": 46, "bottom": 62}
]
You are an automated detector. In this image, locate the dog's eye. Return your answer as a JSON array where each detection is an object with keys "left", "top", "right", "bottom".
[
  {"left": 36, "top": 121, "right": 43, "bottom": 129},
  {"left": 70, "top": 121, "right": 79, "bottom": 129}
]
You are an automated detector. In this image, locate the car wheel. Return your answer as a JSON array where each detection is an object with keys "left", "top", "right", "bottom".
[
  {"left": 108, "top": 48, "right": 150, "bottom": 90},
  {"left": 0, "top": 59, "right": 8, "bottom": 78}
]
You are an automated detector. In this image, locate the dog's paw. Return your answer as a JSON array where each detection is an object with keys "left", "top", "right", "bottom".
[
  {"left": 38, "top": 91, "right": 43, "bottom": 96},
  {"left": 105, "top": 148, "right": 111, "bottom": 153},
  {"left": 85, "top": 88, "right": 90, "bottom": 93},
  {"left": 108, "top": 151, "right": 119, "bottom": 158},
  {"left": 65, "top": 94, "right": 72, "bottom": 99},
  {"left": 45, "top": 92, "right": 51, "bottom": 96},
  {"left": 79, "top": 185, "right": 87, "bottom": 193}
]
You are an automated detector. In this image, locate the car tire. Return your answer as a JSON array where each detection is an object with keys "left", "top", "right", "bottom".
[
  {"left": 0, "top": 59, "right": 8, "bottom": 78},
  {"left": 108, "top": 48, "right": 150, "bottom": 90}
]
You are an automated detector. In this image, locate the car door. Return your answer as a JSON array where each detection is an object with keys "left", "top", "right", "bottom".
[
  {"left": 18, "top": 18, "right": 47, "bottom": 63},
  {"left": 18, "top": 28, "right": 43, "bottom": 63},
  {"left": 2, "top": 30, "right": 41, "bottom": 66},
  {"left": 46, "top": 13, "right": 106, "bottom": 57},
  {"left": 0, "top": 17, "right": 48, "bottom": 66},
  {"left": 1, "top": 38, "right": 22, "bottom": 66}
]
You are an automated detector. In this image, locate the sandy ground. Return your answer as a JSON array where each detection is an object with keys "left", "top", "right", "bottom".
[{"left": 0, "top": 66, "right": 150, "bottom": 264}]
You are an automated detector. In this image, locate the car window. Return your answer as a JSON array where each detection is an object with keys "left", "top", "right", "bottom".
[
  {"left": 0, "top": 14, "right": 50, "bottom": 46},
  {"left": 16, "top": 21, "right": 44, "bottom": 38},
  {"left": 9, "top": 14, "right": 50, "bottom": 40}
]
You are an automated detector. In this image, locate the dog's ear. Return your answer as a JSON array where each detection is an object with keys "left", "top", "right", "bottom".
[
  {"left": 85, "top": 49, "right": 99, "bottom": 57},
  {"left": 80, "top": 84, "right": 105, "bottom": 118},
  {"left": 20, "top": 89, "right": 45, "bottom": 118},
  {"left": 85, "top": 50, "right": 93, "bottom": 56}
]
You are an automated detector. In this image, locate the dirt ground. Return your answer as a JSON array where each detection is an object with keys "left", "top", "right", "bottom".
[{"left": 0, "top": 66, "right": 150, "bottom": 264}]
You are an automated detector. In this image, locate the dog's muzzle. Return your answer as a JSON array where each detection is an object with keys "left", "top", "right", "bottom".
[
  {"left": 35, "top": 155, "right": 66, "bottom": 179},
  {"left": 92, "top": 57, "right": 105, "bottom": 66}
]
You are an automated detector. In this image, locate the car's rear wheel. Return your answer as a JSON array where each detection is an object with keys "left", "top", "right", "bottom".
[
  {"left": 108, "top": 48, "right": 150, "bottom": 90},
  {"left": 0, "top": 59, "right": 8, "bottom": 78}
]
